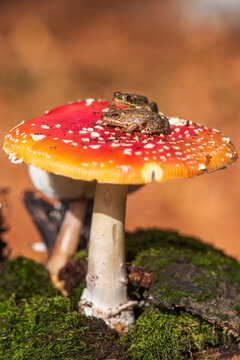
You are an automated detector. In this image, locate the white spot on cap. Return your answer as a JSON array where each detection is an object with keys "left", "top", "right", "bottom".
[
  {"left": 91, "top": 131, "right": 100, "bottom": 137},
  {"left": 86, "top": 98, "right": 94, "bottom": 106},
  {"left": 41, "top": 125, "right": 50, "bottom": 129},
  {"left": 63, "top": 140, "right": 73, "bottom": 144},
  {"left": 222, "top": 137, "right": 230, "bottom": 143},
  {"left": 9, "top": 154, "right": 24, "bottom": 164},
  {"left": 144, "top": 143, "right": 155, "bottom": 149},
  {"left": 120, "top": 165, "right": 129, "bottom": 173},
  {"left": 124, "top": 149, "right": 132, "bottom": 155},
  {"left": 89, "top": 145, "right": 101, "bottom": 149},
  {"left": 121, "top": 143, "right": 133, "bottom": 147},
  {"left": 198, "top": 164, "right": 206, "bottom": 171},
  {"left": 82, "top": 138, "right": 90, "bottom": 142},
  {"left": 142, "top": 162, "right": 163, "bottom": 182},
  {"left": 226, "top": 153, "right": 233, "bottom": 158},
  {"left": 30, "top": 134, "right": 46, "bottom": 141},
  {"left": 55, "top": 124, "right": 61, "bottom": 128}
]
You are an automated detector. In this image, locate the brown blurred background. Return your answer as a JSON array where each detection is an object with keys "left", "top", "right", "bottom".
[{"left": 0, "top": 0, "right": 239, "bottom": 262}]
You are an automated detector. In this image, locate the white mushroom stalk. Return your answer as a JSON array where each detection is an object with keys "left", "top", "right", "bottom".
[{"left": 79, "top": 183, "right": 136, "bottom": 331}]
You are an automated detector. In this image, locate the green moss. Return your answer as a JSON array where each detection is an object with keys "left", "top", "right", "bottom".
[
  {"left": 0, "top": 257, "right": 59, "bottom": 301},
  {"left": 0, "top": 296, "right": 129, "bottom": 360},
  {"left": 126, "top": 229, "right": 240, "bottom": 277},
  {"left": 125, "top": 229, "right": 213, "bottom": 262},
  {"left": 69, "top": 280, "right": 86, "bottom": 307},
  {"left": 121, "top": 306, "right": 234, "bottom": 360},
  {"left": 72, "top": 249, "right": 88, "bottom": 262}
]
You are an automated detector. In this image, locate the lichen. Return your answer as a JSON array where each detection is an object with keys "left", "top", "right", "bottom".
[
  {"left": 121, "top": 306, "right": 235, "bottom": 360},
  {"left": 0, "top": 257, "right": 59, "bottom": 301},
  {"left": 0, "top": 296, "right": 129, "bottom": 360}
]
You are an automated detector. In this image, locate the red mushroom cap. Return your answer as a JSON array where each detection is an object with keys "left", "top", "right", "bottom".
[{"left": 3, "top": 99, "right": 238, "bottom": 184}]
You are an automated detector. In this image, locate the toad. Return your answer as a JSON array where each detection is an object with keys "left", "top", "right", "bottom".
[
  {"left": 102, "top": 109, "right": 170, "bottom": 135},
  {"left": 110, "top": 91, "right": 158, "bottom": 113}
]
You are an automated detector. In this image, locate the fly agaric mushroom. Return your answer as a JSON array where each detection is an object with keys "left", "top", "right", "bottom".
[{"left": 3, "top": 98, "right": 237, "bottom": 331}]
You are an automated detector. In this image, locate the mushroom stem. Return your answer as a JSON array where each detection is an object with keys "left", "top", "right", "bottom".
[
  {"left": 46, "top": 200, "right": 88, "bottom": 277},
  {"left": 79, "top": 183, "right": 136, "bottom": 331}
]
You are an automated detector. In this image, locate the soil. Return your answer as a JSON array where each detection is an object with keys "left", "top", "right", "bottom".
[{"left": 58, "top": 256, "right": 87, "bottom": 295}]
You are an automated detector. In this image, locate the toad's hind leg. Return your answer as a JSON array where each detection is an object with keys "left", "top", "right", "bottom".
[
  {"left": 127, "top": 119, "right": 147, "bottom": 133},
  {"left": 126, "top": 123, "right": 140, "bottom": 132}
]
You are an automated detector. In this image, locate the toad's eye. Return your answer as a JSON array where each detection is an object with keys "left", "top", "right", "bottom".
[
  {"left": 111, "top": 112, "right": 121, "bottom": 119},
  {"left": 126, "top": 95, "right": 132, "bottom": 102}
]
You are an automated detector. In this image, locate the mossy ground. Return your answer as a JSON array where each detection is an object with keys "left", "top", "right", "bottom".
[
  {"left": 120, "top": 306, "right": 235, "bottom": 360},
  {"left": 0, "top": 296, "right": 129, "bottom": 360},
  {"left": 1, "top": 230, "right": 240, "bottom": 359},
  {"left": 0, "top": 257, "right": 59, "bottom": 301}
]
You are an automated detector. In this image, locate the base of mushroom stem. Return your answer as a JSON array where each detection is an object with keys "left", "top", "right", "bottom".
[{"left": 79, "top": 293, "right": 137, "bottom": 332}]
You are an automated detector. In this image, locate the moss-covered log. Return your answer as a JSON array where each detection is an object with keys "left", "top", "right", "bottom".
[{"left": 126, "top": 230, "right": 240, "bottom": 335}]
